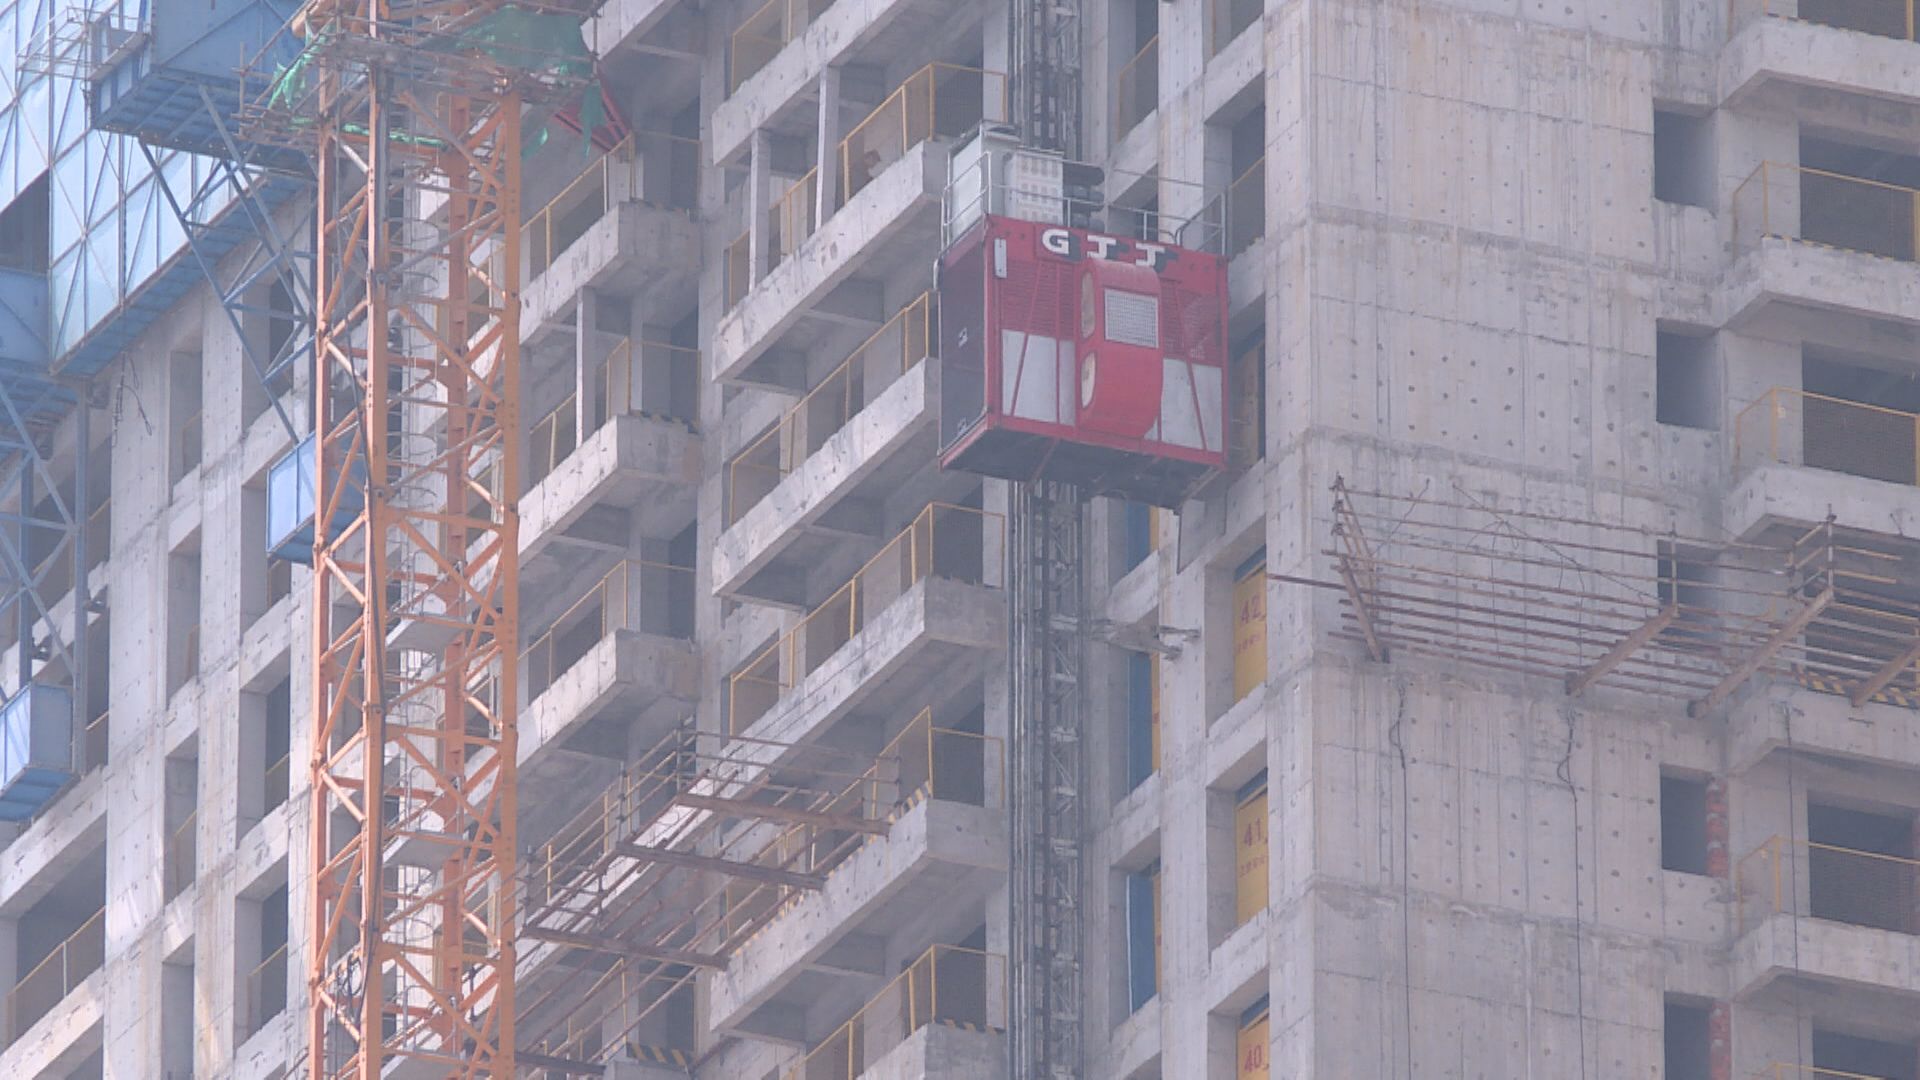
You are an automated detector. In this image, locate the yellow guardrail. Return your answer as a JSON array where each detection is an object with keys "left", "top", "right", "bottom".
[
  {"left": 1115, "top": 35, "right": 1160, "bottom": 136},
  {"left": 730, "top": 0, "right": 824, "bottom": 91},
  {"left": 1730, "top": 0, "right": 1916, "bottom": 40},
  {"left": 264, "top": 751, "right": 291, "bottom": 811},
  {"left": 1226, "top": 156, "right": 1265, "bottom": 258},
  {"left": 4, "top": 907, "right": 105, "bottom": 1041},
  {"left": 783, "top": 945, "right": 1006, "bottom": 1080},
  {"left": 245, "top": 943, "right": 289, "bottom": 1035},
  {"left": 728, "top": 292, "right": 933, "bottom": 525},
  {"left": 1758, "top": 1060, "right": 1904, "bottom": 1068},
  {"left": 165, "top": 810, "right": 197, "bottom": 901},
  {"left": 1732, "top": 161, "right": 1920, "bottom": 261},
  {"left": 524, "top": 133, "right": 702, "bottom": 279},
  {"left": 840, "top": 63, "right": 1007, "bottom": 205},
  {"left": 529, "top": 395, "right": 580, "bottom": 491},
  {"left": 1735, "top": 387, "right": 1920, "bottom": 487},
  {"left": 522, "top": 558, "right": 695, "bottom": 699},
  {"left": 527, "top": 337, "right": 699, "bottom": 492},
  {"left": 1736, "top": 834, "right": 1920, "bottom": 934},
  {"left": 726, "top": 228, "right": 752, "bottom": 310},
  {"left": 83, "top": 709, "right": 108, "bottom": 772},
  {"left": 729, "top": 503, "right": 1006, "bottom": 733},
  {"left": 770, "top": 168, "right": 820, "bottom": 270}
]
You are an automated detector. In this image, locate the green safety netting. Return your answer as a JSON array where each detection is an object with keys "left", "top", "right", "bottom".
[{"left": 267, "top": 5, "right": 605, "bottom": 157}]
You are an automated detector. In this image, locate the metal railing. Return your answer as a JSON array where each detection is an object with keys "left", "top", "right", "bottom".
[
  {"left": 769, "top": 168, "right": 820, "bottom": 270},
  {"left": 83, "top": 709, "right": 108, "bottom": 772},
  {"left": 782, "top": 945, "right": 1006, "bottom": 1080},
  {"left": 946, "top": 149, "right": 1226, "bottom": 253},
  {"left": 871, "top": 707, "right": 1003, "bottom": 814},
  {"left": 264, "top": 751, "right": 291, "bottom": 812},
  {"left": 729, "top": 503, "right": 1006, "bottom": 733},
  {"left": 527, "top": 337, "right": 700, "bottom": 492},
  {"left": 1736, "top": 835, "right": 1920, "bottom": 934},
  {"left": 1758, "top": 1060, "right": 1904, "bottom": 1068},
  {"left": 727, "top": 292, "right": 934, "bottom": 525},
  {"left": 522, "top": 558, "right": 695, "bottom": 700},
  {"left": 1211, "top": 0, "right": 1263, "bottom": 52},
  {"left": 726, "top": 229, "right": 753, "bottom": 310},
  {"left": 4, "top": 908, "right": 105, "bottom": 1041},
  {"left": 1735, "top": 387, "right": 1920, "bottom": 487},
  {"left": 165, "top": 810, "right": 198, "bottom": 901},
  {"left": 1115, "top": 35, "right": 1160, "bottom": 136},
  {"left": 840, "top": 63, "right": 1007, "bottom": 205},
  {"left": 523, "top": 133, "right": 702, "bottom": 279},
  {"left": 245, "top": 943, "right": 288, "bottom": 1036},
  {"left": 730, "top": 0, "right": 825, "bottom": 91},
  {"left": 1226, "top": 156, "right": 1265, "bottom": 258},
  {"left": 1730, "top": 0, "right": 1916, "bottom": 40},
  {"left": 1732, "top": 162, "right": 1920, "bottom": 261}
]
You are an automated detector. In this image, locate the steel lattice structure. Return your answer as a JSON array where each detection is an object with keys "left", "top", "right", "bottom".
[{"left": 296, "top": 9, "right": 524, "bottom": 1074}]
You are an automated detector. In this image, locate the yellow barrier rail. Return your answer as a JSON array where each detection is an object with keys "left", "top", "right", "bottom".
[
  {"left": 1115, "top": 35, "right": 1160, "bottom": 136},
  {"left": 245, "top": 942, "right": 289, "bottom": 1036},
  {"left": 1737, "top": 834, "right": 1920, "bottom": 935},
  {"left": 83, "top": 709, "right": 108, "bottom": 772},
  {"left": 840, "top": 63, "right": 1007, "bottom": 204},
  {"left": 523, "top": 558, "right": 695, "bottom": 700},
  {"left": 783, "top": 945, "right": 1007, "bottom": 1080},
  {"left": 1735, "top": 387, "right": 1920, "bottom": 487},
  {"left": 524, "top": 133, "right": 702, "bottom": 279},
  {"left": 4, "top": 907, "right": 105, "bottom": 1041},
  {"left": 1226, "top": 156, "right": 1265, "bottom": 258},
  {"left": 528, "top": 337, "right": 700, "bottom": 492},
  {"left": 727, "top": 292, "right": 934, "bottom": 525},
  {"left": 264, "top": 751, "right": 291, "bottom": 812},
  {"left": 1732, "top": 161, "right": 1920, "bottom": 261},
  {"left": 1730, "top": 0, "right": 1916, "bottom": 41},
  {"left": 769, "top": 168, "right": 820, "bottom": 270},
  {"left": 529, "top": 394, "right": 580, "bottom": 490},
  {"left": 165, "top": 810, "right": 197, "bottom": 901},
  {"left": 730, "top": 0, "right": 824, "bottom": 91},
  {"left": 730, "top": 503, "right": 1006, "bottom": 733},
  {"left": 1751, "top": 1060, "right": 1896, "bottom": 1068},
  {"left": 726, "top": 228, "right": 752, "bottom": 310}
]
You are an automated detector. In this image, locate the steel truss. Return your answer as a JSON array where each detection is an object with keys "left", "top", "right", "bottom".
[
  {"left": 1008, "top": 480, "right": 1086, "bottom": 1080},
  {"left": 289, "top": 13, "right": 528, "bottom": 1075},
  {"left": 1280, "top": 477, "right": 1920, "bottom": 715},
  {"left": 0, "top": 380, "right": 91, "bottom": 727}
]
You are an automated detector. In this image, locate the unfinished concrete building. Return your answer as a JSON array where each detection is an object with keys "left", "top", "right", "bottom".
[{"left": 0, "top": 0, "right": 1919, "bottom": 1073}]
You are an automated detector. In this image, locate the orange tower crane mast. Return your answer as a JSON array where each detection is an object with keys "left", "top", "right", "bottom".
[{"left": 300, "top": 2, "right": 523, "bottom": 1074}]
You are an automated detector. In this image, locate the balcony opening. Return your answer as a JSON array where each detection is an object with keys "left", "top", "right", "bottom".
[
  {"left": 167, "top": 547, "right": 202, "bottom": 694},
  {"left": 1230, "top": 328, "right": 1266, "bottom": 468},
  {"left": 0, "top": 176, "right": 49, "bottom": 274},
  {"left": 243, "top": 278, "right": 299, "bottom": 422},
  {"left": 1807, "top": 801, "right": 1917, "bottom": 933},
  {"left": 170, "top": 350, "right": 203, "bottom": 483},
  {"left": 1124, "top": 650, "right": 1159, "bottom": 791},
  {"left": 1656, "top": 330, "right": 1717, "bottom": 430},
  {"left": 1114, "top": 0, "right": 1160, "bottom": 138},
  {"left": 1812, "top": 1028, "right": 1918, "bottom": 1080},
  {"left": 5, "top": 844, "right": 106, "bottom": 1043},
  {"left": 241, "top": 881, "right": 289, "bottom": 1039},
  {"left": 1798, "top": 0, "right": 1919, "bottom": 40},
  {"left": 1653, "top": 109, "right": 1714, "bottom": 210},
  {"left": 1210, "top": 0, "right": 1261, "bottom": 54},
  {"left": 838, "top": 60, "right": 1000, "bottom": 207},
  {"left": 1662, "top": 997, "right": 1711, "bottom": 1080},
  {"left": 1798, "top": 351, "right": 1920, "bottom": 486},
  {"left": 1798, "top": 136, "right": 1920, "bottom": 262},
  {"left": 161, "top": 957, "right": 193, "bottom": 1075},
  {"left": 1660, "top": 771, "right": 1710, "bottom": 875},
  {"left": 1232, "top": 772, "right": 1269, "bottom": 929},
  {"left": 164, "top": 753, "right": 199, "bottom": 902},
  {"left": 1124, "top": 860, "right": 1161, "bottom": 1012},
  {"left": 242, "top": 673, "right": 292, "bottom": 832},
  {"left": 82, "top": 617, "right": 109, "bottom": 772}
]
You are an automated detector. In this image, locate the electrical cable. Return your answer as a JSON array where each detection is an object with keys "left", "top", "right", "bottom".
[
  {"left": 1557, "top": 704, "right": 1590, "bottom": 1080},
  {"left": 1388, "top": 680, "right": 1414, "bottom": 1080}
]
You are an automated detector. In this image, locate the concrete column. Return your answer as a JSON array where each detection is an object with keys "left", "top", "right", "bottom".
[
  {"left": 817, "top": 66, "right": 842, "bottom": 224},
  {"left": 577, "top": 287, "right": 599, "bottom": 442},
  {"left": 1705, "top": 775, "right": 1729, "bottom": 879},
  {"left": 748, "top": 130, "right": 772, "bottom": 287}
]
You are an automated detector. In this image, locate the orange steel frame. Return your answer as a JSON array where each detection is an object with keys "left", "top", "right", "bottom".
[{"left": 304, "top": 4, "right": 521, "bottom": 1075}]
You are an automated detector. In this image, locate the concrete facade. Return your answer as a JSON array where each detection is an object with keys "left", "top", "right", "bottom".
[{"left": 4, "top": 0, "right": 1920, "bottom": 1075}]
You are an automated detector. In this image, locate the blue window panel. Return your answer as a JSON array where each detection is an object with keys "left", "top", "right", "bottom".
[
  {"left": 1126, "top": 651, "right": 1154, "bottom": 789},
  {"left": 1125, "top": 868, "right": 1158, "bottom": 1011},
  {"left": 0, "top": 683, "right": 74, "bottom": 821},
  {"left": 1123, "top": 501, "right": 1152, "bottom": 570}
]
